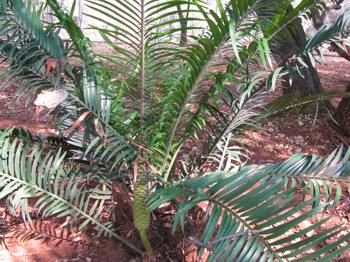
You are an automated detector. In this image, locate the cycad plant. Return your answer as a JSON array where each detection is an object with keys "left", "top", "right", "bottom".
[{"left": 0, "top": 0, "right": 350, "bottom": 260}]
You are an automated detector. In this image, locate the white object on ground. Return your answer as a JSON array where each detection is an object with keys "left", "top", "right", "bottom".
[{"left": 34, "top": 88, "right": 68, "bottom": 121}]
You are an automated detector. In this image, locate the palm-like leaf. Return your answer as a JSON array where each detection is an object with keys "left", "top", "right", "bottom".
[
  {"left": 59, "top": 0, "right": 350, "bottom": 179},
  {"left": 0, "top": 0, "right": 350, "bottom": 259},
  {"left": 0, "top": 0, "right": 65, "bottom": 90},
  {"left": 191, "top": 4, "right": 350, "bottom": 172},
  {"left": 149, "top": 148, "right": 350, "bottom": 261},
  {"left": 156, "top": 0, "right": 279, "bottom": 171},
  {"left": 286, "top": 7, "right": 350, "bottom": 83},
  {"left": 0, "top": 129, "right": 143, "bottom": 254},
  {"left": 156, "top": 0, "right": 339, "bottom": 175},
  {"left": 0, "top": 0, "right": 135, "bottom": 172},
  {"left": 60, "top": 73, "right": 135, "bottom": 172},
  {"left": 84, "top": 0, "right": 206, "bottom": 122}
]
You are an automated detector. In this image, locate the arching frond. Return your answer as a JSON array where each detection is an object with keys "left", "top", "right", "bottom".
[
  {"left": 0, "top": 131, "right": 143, "bottom": 254},
  {"left": 286, "top": 8, "right": 350, "bottom": 82},
  {"left": 59, "top": 71, "right": 135, "bottom": 172},
  {"left": 83, "top": 0, "right": 207, "bottom": 122},
  {"left": 189, "top": 5, "right": 350, "bottom": 173},
  {"left": 262, "top": 91, "right": 350, "bottom": 120},
  {"left": 156, "top": 0, "right": 281, "bottom": 172},
  {"left": 149, "top": 148, "right": 350, "bottom": 261},
  {"left": 0, "top": 0, "right": 65, "bottom": 90}
]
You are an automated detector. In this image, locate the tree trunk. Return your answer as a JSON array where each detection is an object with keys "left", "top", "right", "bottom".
[
  {"left": 268, "top": 5, "right": 323, "bottom": 96},
  {"left": 330, "top": 44, "right": 350, "bottom": 136},
  {"left": 319, "top": 0, "right": 350, "bottom": 136},
  {"left": 177, "top": 2, "right": 191, "bottom": 47},
  {"left": 335, "top": 84, "right": 350, "bottom": 136}
]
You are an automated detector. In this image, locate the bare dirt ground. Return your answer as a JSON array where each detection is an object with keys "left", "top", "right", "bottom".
[{"left": 0, "top": 54, "right": 349, "bottom": 261}]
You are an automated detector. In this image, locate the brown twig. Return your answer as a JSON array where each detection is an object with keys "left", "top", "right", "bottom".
[{"left": 63, "top": 111, "right": 90, "bottom": 136}]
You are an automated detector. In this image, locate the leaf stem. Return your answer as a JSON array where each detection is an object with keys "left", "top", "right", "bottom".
[
  {"left": 0, "top": 172, "right": 144, "bottom": 255},
  {"left": 140, "top": 0, "right": 145, "bottom": 120},
  {"left": 189, "top": 229, "right": 263, "bottom": 249}
]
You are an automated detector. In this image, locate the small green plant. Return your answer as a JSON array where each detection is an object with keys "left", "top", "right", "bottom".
[{"left": 0, "top": 0, "right": 349, "bottom": 260}]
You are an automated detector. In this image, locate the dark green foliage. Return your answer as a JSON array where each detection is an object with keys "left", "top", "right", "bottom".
[
  {"left": 0, "top": 0, "right": 349, "bottom": 260},
  {"left": 149, "top": 147, "right": 350, "bottom": 261},
  {"left": 0, "top": 129, "right": 142, "bottom": 254}
]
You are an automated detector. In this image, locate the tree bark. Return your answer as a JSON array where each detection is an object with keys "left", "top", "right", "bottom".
[
  {"left": 177, "top": 2, "right": 191, "bottom": 47},
  {"left": 318, "top": 0, "right": 350, "bottom": 136},
  {"left": 330, "top": 44, "right": 350, "bottom": 136},
  {"left": 176, "top": 4, "right": 188, "bottom": 47},
  {"left": 268, "top": 5, "right": 323, "bottom": 96},
  {"left": 335, "top": 84, "right": 350, "bottom": 136}
]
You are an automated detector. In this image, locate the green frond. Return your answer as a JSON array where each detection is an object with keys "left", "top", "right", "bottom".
[
  {"left": 43, "top": 2, "right": 137, "bottom": 171},
  {"left": 274, "top": 146, "right": 350, "bottom": 207},
  {"left": 298, "top": 8, "right": 350, "bottom": 57},
  {"left": 262, "top": 91, "right": 350, "bottom": 119},
  {"left": 281, "top": 8, "right": 350, "bottom": 82},
  {"left": 0, "top": 0, "right": 65, "bottom": 90},
  {"left": 47, "top": 0, "right": 94, "bottom": 67},
  {"left": 54, "top": 104, "right": 134, "bottom": 174},
  {"left": 149, "top": 149, "right": 350, "bottom": 260},
  {"left": 10, "top": 1, "right": 64, "bottom": 60},
  {"left": 157, "top": 0, "right": 261, "bottom": 171},
  {"left": 0, "top": 131, "right": 143, "bottom": 254},
  {"left": 83, "top": 0, "right": 207, "bottom": 120},
  {"left": 191, "top": 5, "right": 350, "bottom": 172},
  {"left": 61, "top": 71, "right": 135, "bottom": 172},
  {"left": 154, "top": 0, "right": 319, "bottom": 173}
]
